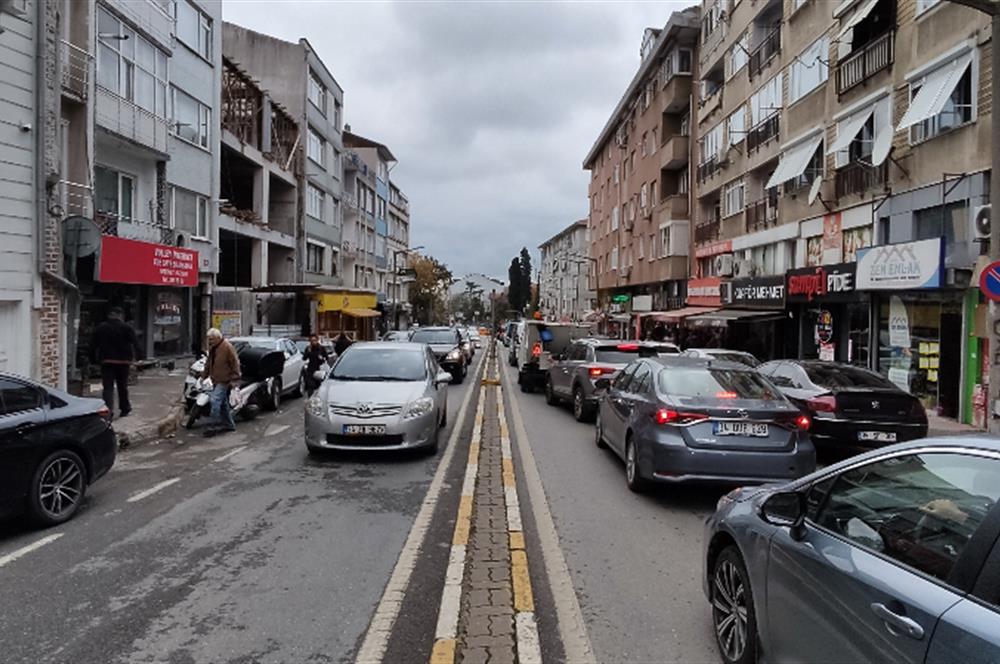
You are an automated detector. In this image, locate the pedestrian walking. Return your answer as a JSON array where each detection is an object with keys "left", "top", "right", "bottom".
[
  {"left": 90, "top": 306, "right": 143, "bottom": 418},
  {"left": 334, "top": 331, "right": 353, "bottom": 357},
  {"left": 302, "top": 334, "right": 330, "bottom": 396},
  {"left": 650, "top": 321, "right": 667, "bottom": 342},
  {"left": 201, "top": 328, "right": 241, "bottom": 437}
]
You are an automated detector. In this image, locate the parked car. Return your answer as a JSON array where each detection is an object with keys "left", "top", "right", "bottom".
[
  {"left": 410, "top": 327, "right": 467, "bottom": 383},
  {"left": 758, "top": 359, "right": 928, "bottom": 450},
  {"left": 515, "top": 321, "right": 592, "bottom": 393},
  {"left": 0, "top": 373, "right": 116, "bottom": 525},
  {"left": 545, "top": 339, "right": 680, "bottom": 422},
  {"left": 230, "top": 336, "right": 307, "bottom": 410},
  {"left": 703, "top": 436, "right": 1000, "bottom": 664},
  {"left": 594, "top": 357, "right": 815, "bottom": 492},
  {"left": 459, "top": 328, "right": 475, "bottom": 360},
  {"left": 681, "top": 348, "right": 760, "bottom": 368},
  {"left": 467, "top": 327, "right": 483, "bottom": 349},
  {"left": 381, "top": 330, "right": 409, "bottom": 342},
  {"left": 304, "top": 343, "right": 451, "bottom": 454},
  {"left": 507, "top": 320, "right": 525, "bottom": 366}
]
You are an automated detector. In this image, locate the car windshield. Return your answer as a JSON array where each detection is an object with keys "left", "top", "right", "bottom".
[
  {"left": 410, "top": 330, "right": 458, "bottom": 345},
  {"left": 658, "top": 368, "right": 785, "bottom": 401},
  {"left": 708, "top": 352, "right": 760, "bottom": 368},
  {"left": 230, "top": 339, "right": 276, "bottom": 352},
  {"left": 331, "top": 348, "right": 427, "bottom": 381},
  {"left": 804, "top": 364, "right": 896, "bottom": 389}
]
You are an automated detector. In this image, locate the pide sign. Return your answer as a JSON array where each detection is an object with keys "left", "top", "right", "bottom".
[
  {"left": 98, "top": 235, "right": 198, "bottom": 287},
  {"left": 786, "top": 263, "right": 857, "bottom": 302}
]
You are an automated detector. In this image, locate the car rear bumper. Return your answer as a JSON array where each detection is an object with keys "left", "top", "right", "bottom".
[
  {"left": 645, "top": 440, "right": 816, "bottom": 485},
  {"left": 87, "top": 423, "right": 117, "bottom": 482},
  {"left": 810, "top": 418, "right": 928, "bottom": 448},
  {"left": 304, "top": 410, "right": 438, "bottom": 451}
]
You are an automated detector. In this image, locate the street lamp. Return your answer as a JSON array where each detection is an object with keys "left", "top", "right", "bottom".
[{"left": 391, "top": 244, "right": 424, "bottom": 331}]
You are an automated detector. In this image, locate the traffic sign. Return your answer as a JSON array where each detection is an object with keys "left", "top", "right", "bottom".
[{"left": 979, "top": 260, "right": 1000, "bottom": 301}]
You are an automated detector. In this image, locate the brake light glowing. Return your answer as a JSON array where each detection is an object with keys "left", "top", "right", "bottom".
[
  {"left": 807, "top": 395, "right": 837, "bottom": 413},
  {"left": 97, "top": 405, "right": 111, "bottom": 421},
  {"left": 588, "top": 366, "right": 614, "bottom": 377},
  {"left": 531, "top": 342, "right": 542, "bottom": 358},
  {"left": 617, "top": 343, "right": 639, "bottom": 351},
  {"left": 654, "top": 408, "right": 709, "bottom": 425},
  {"left": 715, "top": 391, "right": 738, "bottom": 399},
  {"left": 795, "top": 414, "right": 811, "bottom": 431}
]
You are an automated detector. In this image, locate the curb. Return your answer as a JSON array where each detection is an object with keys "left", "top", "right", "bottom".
[{"left": 116, "top": 402, "right": 184, "bottom": 450}]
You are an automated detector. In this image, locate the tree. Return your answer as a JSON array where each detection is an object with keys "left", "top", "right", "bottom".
[
  {"left": 409, "top": 255, "right": 453, "bottom": 325},
  {"left": 507, "top": 257, "right": 524, "bottom": 313},
  {"left": 519, "top": 247, "right": 533, "bottom": 314}
]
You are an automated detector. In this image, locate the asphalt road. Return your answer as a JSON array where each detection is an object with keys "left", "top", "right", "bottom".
[
  {"left": 0, "top": 352, "right": 484, "bottom": 664},
  {"left": 503, "top": 361, "right": 722, "bottom": 664}
]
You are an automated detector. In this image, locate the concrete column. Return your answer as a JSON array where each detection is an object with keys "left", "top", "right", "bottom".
[
  {"left": 251, "top": 239, "right": 267, "bottom": 287},
  {"left": 259, "top": 167, "right": 271, "bottom": 226}
]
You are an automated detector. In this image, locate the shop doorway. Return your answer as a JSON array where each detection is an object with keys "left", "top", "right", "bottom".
[{"left": 938, "top": 312, "right": 961, "bottom": 418}]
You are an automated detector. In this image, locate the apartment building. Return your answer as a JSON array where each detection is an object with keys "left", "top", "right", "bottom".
[
  {"left": 387, "top": 179, "right": 413, "bottom": 329},
  {"left": 583, "top": 8, "right": 700, "bottom": 336},
  {"left": 539, "top": 220, "right": 593, "bottom": 322},
  {"left": 692, "top": 0, "right": 991, "bottom": 423},
  {"left": 223, "top": 23, "right": 345, "bottom": 287}
]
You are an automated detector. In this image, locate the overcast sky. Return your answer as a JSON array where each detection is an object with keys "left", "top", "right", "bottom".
[{"left": 224, "top": 0, "right": 692, "bottom": 280}]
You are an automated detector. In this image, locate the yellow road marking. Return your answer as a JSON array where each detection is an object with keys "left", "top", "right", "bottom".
[
  {"left": 430, "top": 638, "right": 456, "bottom": 664},
  {"left": 469, "top": 441, "right": 480, "bottom": 459},
  {"left": 453, "top": 495, "right": 474, "bottom": 546},
  {"left": 502, "top": 458, "right": 515, "bottom": 487},
  {"left": 512, "top": 549, "right": 535, "bottom": 612},
  {"left": 509, "top": 531, "right": 525, "bottom": 551}
]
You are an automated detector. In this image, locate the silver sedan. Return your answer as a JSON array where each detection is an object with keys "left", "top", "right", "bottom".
[{"left": 305, "top": 342, "right": 452, "bottom": 454}]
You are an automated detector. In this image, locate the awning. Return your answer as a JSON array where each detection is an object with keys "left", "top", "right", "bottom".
[
  {"left": 641, "top": 306, "right": 720, "bottom": 323},
  {"left": 897, "top": 52, "right": 973, "bottom": 130},
  {"left": 827, "top": 106, "right": 876, "bottom": 155},
  {"left": 836, "top": 0, "right": 880, "bottom": 40},
  {"left": 610, "top": 313, "right": 631, "bottom": 322},
  {"left": 765, "top": 135, "right": 824, "bottom": 189},
  {"left": 685, "top": 308, "right": 786, "bottom": 326},
  {"left": 343, "top": 307, "right": 381, "bottom": 318}
]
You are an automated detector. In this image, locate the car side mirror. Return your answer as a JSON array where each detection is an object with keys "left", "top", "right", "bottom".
[
  {"left": 435, "top": 371, "right": 452, "bottom": 385},
  {"left": 761, "top": 491, "right": 807, "bottom": 540},
  {"left": 594, "top": 377, "right": 611, "bottom": 391}
]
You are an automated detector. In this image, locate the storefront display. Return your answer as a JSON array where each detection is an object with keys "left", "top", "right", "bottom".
[{"left": 786, "top": 263, "right": 869, "bottom": 365}]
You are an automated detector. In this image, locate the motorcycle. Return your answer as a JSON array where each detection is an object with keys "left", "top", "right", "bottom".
[
  {"left": 183, "top": 346, "right": 287, "bottom": 429},
  {"left": 184, "top": 376, "right": 263, "bottom": 429}
]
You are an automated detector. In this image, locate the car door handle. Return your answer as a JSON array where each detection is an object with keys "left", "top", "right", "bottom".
[{"left": 870, "top": 603, "right": 925, "bottom": 640}]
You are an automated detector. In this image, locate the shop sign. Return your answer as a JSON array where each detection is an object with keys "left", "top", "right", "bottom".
[
  {"left": 317, "top": 291, "right": 378, "bottom": 313},
  {"left": 687, "top": 277, "right": 722, "bottom": 307},
  {"left": 819, "top": 343, "right": 835, "bottom": 361},
  {"left": 211, "top": 310, "right": 243, "bottom": 337},
  {"left": 632, "top": 294, "right": 652, "bottom": 312},
  {"left": 694, "top": 239, "right": 733, "bottom": 259},
  {"left": 822, "top": 213, "right": 843, "bottom": 264},
  {"left": 611, "top": 294, "right": 631, "bottom": 303},
  {"left": 855, "top": 238, "right": 943, "bottom": 290},
  {"left": 816, "top": 310, "right": 834, "bottom": 343},
  {"left": 721, "top": 275, "right": 785, "bottom": 308},
  {"left": 98, "top": 236, "right": 198, "bottom": 287},
  {"left": 786, "top": 263, "right": 856, "bottom": 302}
]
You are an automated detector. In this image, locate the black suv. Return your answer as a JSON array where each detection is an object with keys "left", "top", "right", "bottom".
[{"left": 410, "top": 327, "right": 468, "bottom": 383}]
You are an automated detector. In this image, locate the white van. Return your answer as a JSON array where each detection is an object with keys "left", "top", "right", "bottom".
[{"left": 515, "top": 321, "right": 592, "bottom": 392}]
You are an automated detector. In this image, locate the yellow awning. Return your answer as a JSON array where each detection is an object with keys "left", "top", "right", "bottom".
[{"left": 343, "top": 307, "right": 381, "bottom": 318}]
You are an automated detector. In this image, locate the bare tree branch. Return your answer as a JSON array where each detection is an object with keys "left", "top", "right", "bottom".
[{"left": 945, "top": 0, "right": 1000, "bottom": 15}]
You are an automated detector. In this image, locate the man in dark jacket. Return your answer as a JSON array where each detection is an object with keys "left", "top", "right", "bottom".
[
  {"left": 302, "top": 335, "right": 330, "bottom": 396},
  {"left": 91, "top": 307, "right": 143, "bottom": 417},
  {"left": 334, "top": 332, "right": 353, "bottom": 357},
  {"left": 202, "top": 328, "right": 242, "bottom": 436}
]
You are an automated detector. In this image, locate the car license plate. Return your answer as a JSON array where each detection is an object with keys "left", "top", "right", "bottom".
[
  {"left": 714, "top": 422, "right": 769, "bottom": 437},
  {"left": 343, "top": 424, "right": 386, "bottom": 435},
  {"left": 858, "top": 431, "right": 896, "bottom": 442}
]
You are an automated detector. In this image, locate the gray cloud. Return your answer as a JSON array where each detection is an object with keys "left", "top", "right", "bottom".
[{"left": 223, "top": 0, "right": 692, "bottom": 279}]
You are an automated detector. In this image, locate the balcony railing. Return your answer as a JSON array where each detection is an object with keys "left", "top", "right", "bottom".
[
  {"left": 836, "top": 31, "right": 894, "bottom": 96},
  {"left": 59, "top": 180, "right": 92, "bottom": 218},
  {"left": 694, "top": 219, "right": 720, "bottom": 244},
  {"left": 747, "top": 114, "right": 780, "bottom": 153},
  {"left": 748, "top": 27, "right": 781, "bottom": 79},
  {"left": 697, "top": 157, "right": 722, "bottom": 183},
  {"left": 834, "top": 160, "right": 888, "bottom": 198},
  {"left": 60, "top": 40, "right": 91, "bottom": 101},
  {"left": 95, "top": 211, "right": 174, "bottom": 244},
  {"left": 96, "top": 86, "right": 170, "bottom": 154},
  {"left": 745, "top": 193, "right": 779, "bottom": 232}
]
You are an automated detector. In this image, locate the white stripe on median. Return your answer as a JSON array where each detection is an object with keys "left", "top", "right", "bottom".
[
  {"left": 126, "top": 478, "right": 181, "bottom": 503},
  {"left": 0, "top": 533, "right": 64, "bottom": 568}
]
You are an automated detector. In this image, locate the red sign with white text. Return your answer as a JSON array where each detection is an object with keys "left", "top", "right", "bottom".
[
  {"left": 687, "top": 277, "right": 723, "bottom": 307},
  {"left": 98, "top": 235, "right": 199, "bottom": 287}
]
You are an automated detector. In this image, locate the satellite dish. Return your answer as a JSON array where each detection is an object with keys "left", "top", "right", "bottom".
[
  {"left": 871, "top": 127, "right": 892, "bottom": 167},
  {"left": 62, "top": 215, "right": 102, "bottom": 258},
  {"left": 807, "top": 177, "right": 823, "bottom": 206}
]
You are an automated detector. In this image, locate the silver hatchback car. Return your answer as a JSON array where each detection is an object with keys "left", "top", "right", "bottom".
[{"left": 305, "top": 343, "right": 452, "bottom": 454}]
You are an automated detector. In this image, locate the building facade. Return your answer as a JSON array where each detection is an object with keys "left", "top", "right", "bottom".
[{"left": 538, "top": 220, "right": 593, "bottom": 322}]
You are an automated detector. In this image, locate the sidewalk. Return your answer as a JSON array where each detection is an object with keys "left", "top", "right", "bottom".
[
  {"left": 927, "top": 412, "right": 984, "bottom": 437},
  {"left": 83, "top": 367, "right": 187, "bottom": 448}
]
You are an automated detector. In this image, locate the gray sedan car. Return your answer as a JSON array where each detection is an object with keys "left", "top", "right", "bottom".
[
  {"left": 304, "top": 343, "right": 452, "bottom": 454},
  {"left": 595, "top": 357, "right": 815, "bottom": 492},
  {"left": 704, "top": 437, "right": 1000, "bottom": 664}
]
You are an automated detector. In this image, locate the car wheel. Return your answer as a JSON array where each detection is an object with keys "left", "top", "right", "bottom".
[
  {"left": 625, "top": 436, "right": 649, "bottom": 493},
  {"left": 266, "top": 379, "right": 281, "bottom": 411},
  {"left": 544, "top": 377, "right": 558, "bottom": 406},
  {"left": 293, "top": 372, "right": 305, "bottom": 398},
  {"left": 306, "top": 444, "right": 324, "bottom": 457},
  {"left": 573, "top": 387, "right": 593, "bottom": 422},
  {"left": 425, "top": 425, "right": 440, "bottom": 455},
  {"left": 439, "top": 407, "right": 448, "bottom": 429},
  {"left": 711, "top": 546, "right": 758, "bottom": 664},
  {"left": 29, "top": 449, "right": 87, "bottom": 526},
  {"left": 595, "top": 411, "right": 608, "bottom": 449}
]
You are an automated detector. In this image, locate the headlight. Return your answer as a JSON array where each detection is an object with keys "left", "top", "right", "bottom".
[
  {"left": 446, "top": 349, "right": 462, "bottom": 360},
  {"left": 306, "top": 393, "right": 326, "bottom": 418},
  {"left": 404, "top": 397, "right": 434, "bottom": 419}
]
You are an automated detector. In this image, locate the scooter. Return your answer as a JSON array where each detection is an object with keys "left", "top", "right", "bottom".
[{"left": 184, "top": 376, "right": 263, "bottom": 429}]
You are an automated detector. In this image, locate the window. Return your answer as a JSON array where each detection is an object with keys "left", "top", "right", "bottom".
[
  {"left": 641, "top": 132, "right": 648, "bottom": 157},
  {"left": 640, "top": 183, "right": 648, "bottom": 209},
  {"left": 658, "top": 367, "right": 784, "bottom": 400},
  {"left": 333, "top": 100, "right": 342, "bottom": 131},
  {"left": 307, "top": 127, "right": 325, "bottom": 166},
  {"left": 727, "top": 106, "right": 746, "bottom": 147},
  {"left": 649, "top": 233, "right": 656, "bottom": 261},
  {"left": 377, "top": 197, "right": 386, "bottom": 219},
  {"left": 308, "top": 70, "right": 326, "bottom": 114},
  {"left": 611, "top": 246, "right": 619, "bottom": 270},
  {"left": 702, "top": 1, "right": 722, "bottom": 41},
  {"left": 306, "top": 243, "right": 325, "bottom": 273},
  {"left": 307, "top": 184, "right": 324, "bottom": 220},
  {"left": 660, "top": 226, "right": 670, "bottom": 257},
  {"left": 790, "top": 37, "right": 829, "bottom": 103},
  {"left": 661, "top": 47, "right": 694, "bottom": 81},
  {"left": 611, "top": 206, "right": 620, "bottom": 231},
  {"left": 791, "top": 140, "right": 824, "bottom": 190},
  {"left": 813, "top": 452, "right": 1000, "bottom": 582},
  {"left": 630, "top": 365, "right": 652, "bottom": 394},
  {"left": 916, "top": 0, "right": 941, "bottom": 14},
  {"left": 612, "top": 363, "right": 638, "bottom": 391},
  {"left": 174, "top": 0, "right": 212, "bottom": 61},
  {"left": 171, "top": 87, "right": 210, "bottom": 148},
  {"left": 680, "top": 167, "right": 690, "bottom": 194},
  {"left": 95, "top": 166, "right": 135, "bottom": 223},
  {"left": 98, "top": 8, "right": 168, "bottom": 117},
  {"left": 911, "top": 67, "right": 974, "bottom": 144},
  {"left": 700, "top": 124, "right": 723, "bottom": 165},
  {"left": 723, "top": 178, "right": 745, "bottom": 218},
  {"left": 750, "top": 72, "right": 783, "bottom": 126},
  {"left": 171, "top": 187, "right": 209, "bottom": 237},
  {"left": 680, "top": 113, "right": 690, "bottom": 136},
  {"left": 638, "top": 235, "right": 645, "bottom": 259},
  {"left": 0, "top": 378, "right": 42, "bottom": 415},
  {"left": 728, "top": 32, "right": 749, "bottom": 78},
  {"left": 614, "top": 164, "right": 620, "bottom": 184}
]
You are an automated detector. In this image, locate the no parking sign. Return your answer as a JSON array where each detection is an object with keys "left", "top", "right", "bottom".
[{"left": 979, "top": 260, "right": 1000, "bottom": 302}]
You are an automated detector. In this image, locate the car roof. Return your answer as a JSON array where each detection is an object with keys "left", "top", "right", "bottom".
[
  {"left": 412, "top": 326, "right": 455, "bottom": 332},
  {"left": 230, "top": 336, "right": 282, "bottom": 343},
  {"left": 647, "top": 356, "right": 755, "bottom": 372},
  {"left": 352, "top": 341, "right": 427, "bottom": 350},
  {"left": 687, "top": 348, "right": 752, "bottom": 355}
]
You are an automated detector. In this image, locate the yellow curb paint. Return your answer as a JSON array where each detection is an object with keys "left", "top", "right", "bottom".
[
  {"left": 468, "top": 441, "right": 480, "bottom": 459},
  {"left": 511, "top": 549, "right": 535, "bottom": 612},
  {"left": 509, "top": 531, "right": 525, "bottom": 551},
  {"left": 430, "top": 638, "right": 456, "bottom": 664},
  {"left": 502, "top": 458, "right": 515, "bottom": 487},
  {"left": 453, "top": 495, "right": 474, "bottom": 546}
]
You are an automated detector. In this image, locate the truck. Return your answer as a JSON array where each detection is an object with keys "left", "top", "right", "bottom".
[{"left": 515, "top": 321, "right": 593, "bottom": 393}]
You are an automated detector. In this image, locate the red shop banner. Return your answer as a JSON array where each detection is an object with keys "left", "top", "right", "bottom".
[{"left": 98, "top": 235, "right": 199, "bottom": 287}]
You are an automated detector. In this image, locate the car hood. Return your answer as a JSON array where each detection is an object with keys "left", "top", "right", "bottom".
[
  {"left": 321, "top": 379, "right": 426, "bottom": 405},
  {"left": 426, "top": 343, "right": 459, "bottom": 354}
]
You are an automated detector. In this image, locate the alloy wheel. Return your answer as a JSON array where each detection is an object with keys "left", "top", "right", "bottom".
[
  {"left": 573, "top": 390, "right": 584, "bottom": 419},
  {"left": 713, "top": 559, "right": 749, "bottom": 662},
  {"left": 39, "top": 456, "right": 84, "bottom": 520},
  {"left": 626, "top": 441, "right": 637, "bottom": 484}
]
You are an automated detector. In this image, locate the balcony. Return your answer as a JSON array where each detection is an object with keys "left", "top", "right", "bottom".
[
  {"left": 748, "top": 28, "right": 781, "bottom": 79},
  {"left": 694, "top": 219, "right": 720, "bottom": 244},
  {"left": 697, "top": 157, "right": 722, "bottom": 183},
  {"left": 60, "top": 40, "right": 91, "bottom": 102},
  {"left": 661, "top": 74, "right": 692, "bottom": 114},
  {"left": 697, "top": 89, "right": 723, "bottom": 125},
  {"left": 747, "top": 114, "right": 780, "bottom": 153},
  {"left": 745, "top": 193, "right": 779, "bottom": 232},
  {"left": 96, "top": 86, "right": 170, "bottom": 154},
  {"left": 60, "top": 180, "right": 92, "bottom": 218},
  {"left": 660, "top": 134, "right": 689, "bottom": 170},
  {"left": 835, "top": 160, "right": 888, "bottom": 198},
  {"left": 663, "top": 193, "right": 689, "bottom": 219},
  {"left": 95, "top": 211, "right": 173, "bottom": 245},
  {"left": 836, "top": 31, "right": 894, "bottom": 96}
]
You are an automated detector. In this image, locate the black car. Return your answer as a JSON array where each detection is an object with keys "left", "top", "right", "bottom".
[
  {"left": 410, "top": 327, "right": 468, "bottom": 383},
  {"left": 758, "top": 360, "right": 928, "bottom": 450},
  {"left": 0, "top": 373, "right": 117, "bottom": 525}
]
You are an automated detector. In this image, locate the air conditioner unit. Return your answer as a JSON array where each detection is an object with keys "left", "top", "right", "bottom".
[
  {"left": 714, "top": 253, "right": 734, "bottom": 277},
  {"left": 623, "top": 218, "right": 634, "bottom": 231},
  {"left": 974, "top": 204, "right": 991, "bottom": 239},
  {"left": 734, "top": 259, "right": 757, "bottom": 278}
]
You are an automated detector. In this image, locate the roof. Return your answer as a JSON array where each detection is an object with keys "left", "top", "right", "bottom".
[
  {"left": 539, "top": 219, "right": 588, "bottom": 250},
  {"left": 582, "top": 6, "right": 700, "bottom": 169},
  {"left": 343, "top": 130, "right": 397, "bottom": 163},
  {"left": 222, "top": 23, "right": 344, "bottom": 94}
]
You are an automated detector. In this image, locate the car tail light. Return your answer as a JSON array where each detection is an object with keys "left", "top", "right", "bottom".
[
  {"left": 795, "top": 414, "right": 811, "bottom": 431},
  {"left": 588, "top": 366, "right": 614, "bottom": 377},
  {"left": 654, "top": 408, "right": 709, "bottom": 425},
  {"left": 617, "top": 343, "right": 639, "bottom": 351},
  {"left": 806, "top": 395, "right": 837, "bottom": 413},
  {"left": 531, "top": 342, "right": 542, "bottom": 358},
  {"left": 97, "top": 405, "right": 112, "bottom": 422},
  {"left": 715, "top": 391, "right": 738, "bottom": 399}
]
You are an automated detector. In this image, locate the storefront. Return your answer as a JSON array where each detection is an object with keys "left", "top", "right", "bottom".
[
  {"left": 315, "top": 289, "right": 380, "bottom": 341},
  {"left": 685, "top": 275, "right": 788, "bottom": 360},
  {"left": 786, "top": 263, "right": 870, "bottom": 365}
]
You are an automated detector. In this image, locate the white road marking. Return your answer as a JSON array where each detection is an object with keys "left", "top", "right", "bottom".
[
  {"left": 501, "top": 359, "right": 598, "bottom": 664},
  {"left": 433, "top": 544, "right": 468, "bottom": 640},
  {"left": 0, "top": 533, "right": 64, "bottom": 568},
  {"left": 516, "top": 612, "right": 543, "bottom": 664},
  {"left": 265, "top": 424, "right": 290, "bottom": 437},
  {"left": 354, "top": 355, "right": 487, "bottom": 664},
  {"left": 213, "top": 445, "right": 247, "bottom": 463},
  {"left": 126, "top": 478, "right": 181, "bottom": 503}
]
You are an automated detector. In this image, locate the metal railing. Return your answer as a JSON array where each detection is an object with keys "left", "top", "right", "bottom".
[
  {"left": 745, "top": 193, "right": 779, "bottom": 232},
  {"left": 694, "top": 219, "right": 720, "bottom": 244},
  {"left": 59, "top": 180, "right": 92, "bottom": 218},
  {"left": 60, "top": 40, "right": 91, "bottom": 100},
  {"left": 697, "top": 157, "right": 722, "bottom": 183},
  {"left": 748, "top": 27, "right": 781, "bottom": 79},
  {"left": 94, "top": 211, "right": 174, "bottom": 244},
  {"left": 836, "top": 31, "right": 894, "bottom": 95},
  {"left": 746, "top": 114, "right": 780, "bottom": 152},
  {"left": 95, "top": 86, "right": 170, "bottom": 154},
  {"left": 834, "top": 160, "right": 888, "bottom": 198}
]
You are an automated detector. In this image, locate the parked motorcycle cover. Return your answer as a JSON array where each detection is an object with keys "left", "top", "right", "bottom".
[{"left": 237, "top": 347, "right": 285, "bottom": 381}]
